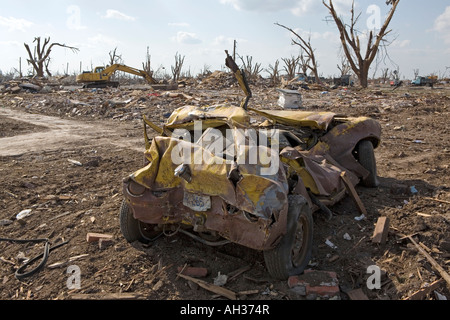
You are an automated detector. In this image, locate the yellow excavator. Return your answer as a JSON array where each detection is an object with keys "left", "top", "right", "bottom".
[{"left": 76, "top": 64, "right": 156, "bottom": 88}]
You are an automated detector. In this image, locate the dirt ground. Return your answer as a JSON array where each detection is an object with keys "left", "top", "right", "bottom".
[{"left": 0, "top": 78, "right": 449, "bottom": 302}]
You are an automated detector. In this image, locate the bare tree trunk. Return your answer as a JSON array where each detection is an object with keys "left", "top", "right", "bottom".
[
  {"left": 266, "top": 59, "right": 281, "bottom": 86},
  {"left": 381, "top": 68, "right": 389, "bottom": 84},
  {"left": 323, "top": 0, "right": 400, "bottom": 88},
  {"left": 24, "top": 37, "right": 79, "bottom": 78},
  {"left": 239, "top": 55, "right": 263, "bottom": 82},
  {"left": 109, "top": 47, "right": 123, "bottom": 66},
  {"left": 281, "top": 56, "right": 300, "bottom": 80},
  {"left": 360, "top": 63, "right": 369, "bottom": 88},
  {"left": 171, "top": 52, "right": 185, "bottom": 82},
  {"left": 142, "top": 46, "right": 152, "bottom": 76},
  {"left": 337, "top": 52, "right": 351, "bottom": 77}
]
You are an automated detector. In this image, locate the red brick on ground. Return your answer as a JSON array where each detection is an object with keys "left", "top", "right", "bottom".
[
  {"left": 177, "top": 266, "right": 208, "bottom": 278},
  {"left": 288, "top": 270, "right": 340, "bottom": 298}
]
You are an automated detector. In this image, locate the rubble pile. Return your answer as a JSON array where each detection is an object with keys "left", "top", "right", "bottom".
[
  {"left": 0, "top": 72, "right": 449, "bottom": 301},
  {"left": 197, "top": 70, "right": 237, "bottom": 90}
]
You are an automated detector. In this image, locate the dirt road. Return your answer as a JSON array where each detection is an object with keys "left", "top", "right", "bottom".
[{"left": 0, "top": 107, "right": 143, "bottom": 157}]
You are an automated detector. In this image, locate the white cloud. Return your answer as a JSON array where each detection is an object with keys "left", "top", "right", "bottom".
[
  {"left": 173, "top": 31, "right": 202, "bottom": 45},
  {"left": 88, "top": 34, "right": 121, "bottom": 47},
  {"left": 213, "top": 35, "right": 236, "bottom": 46},
  {"left": 168, "top": 22, "right": 190, "bottom": 27},
  {"left": 220, "top": 0, "right": 353, "bottom": 16},
  {"left": 290, "top": 0, "right": 316, "bottom": 16},
  {"left": 392, "top": 39, "right": 411, "bottom": 48},
  {"left": 0, "top": 16, "right": 33, "bottom": 32},
  {"left": 220, "top": 0, "right": 296, "bottom": 12},
  {"left": 102, "top": 9, "right": 136, "bottom": 21},
  {"left": 434, "top": 6, "right": 450, "bottom": 44},
  {"left": 0, "top": 40, "right": 20, "bottom": 46},
  {"left": 212, "top": 36, "right": 248, "bottom": 52}
]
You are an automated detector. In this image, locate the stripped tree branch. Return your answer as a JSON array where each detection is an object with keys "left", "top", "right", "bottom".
[{"left": 275, "top": 22, "right": 321, "bottom": 84}]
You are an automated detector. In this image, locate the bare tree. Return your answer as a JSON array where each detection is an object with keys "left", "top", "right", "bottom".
[
  {"left": 281, "top": 55, "right": 300, "bottom": 80},
  {"left": 24, "top": 37, "right": 79, "bottom": 77},
  {"left": 413, "top": 68, "right": 419, "bottom": 80},
  {"left": 171, "top": 52, "right": 185, "bottom": 82},
  {"left": 108, "top": 47, "right": 123, "bottom": 66},
  {"left": 337, "top": 54, "right": 352, "bottom": 77},
  {"left": 142, "top": 46, "right": 152, "bottom": 76},
  {"left": 298, "top": 50, "right": 311, "bottom": 78},
  {"left": 381, "top": 68, "right": 390, "bottom": 83},
  {"left": 323, "top": 0, "right": 400, "bottom": 88},
  {"left": 198, "top": 64, "right": 212, "bottom": 79},
  {"left": 239, "top": 55, "right": 263, "bottom": 82},
  {"left": 266, "top": 59, "right": 281, "bottom": 86},
  {"left": 275, "top": 23, "right": 321, "bottom": 84}
]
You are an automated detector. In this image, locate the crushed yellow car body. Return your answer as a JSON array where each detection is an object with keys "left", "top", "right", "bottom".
[{"left": 119, "top": 52, "right": 382, "bottom": 280}]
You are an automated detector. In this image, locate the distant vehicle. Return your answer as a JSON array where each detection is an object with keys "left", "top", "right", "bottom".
[
  {"left": 411, "top": 76, "right": 437, "bottom": 87},
  {"left": 76, "top": 64, "right": 156, "bottom": 89},
  {"left": 335, "top": 75, "right": 353, "bottom": 87},
  {"left": 390, "top": 79, "right": 400, "bottom": 86}
]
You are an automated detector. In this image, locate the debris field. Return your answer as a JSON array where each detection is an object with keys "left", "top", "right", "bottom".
[{"left": 0, "top": 74, "right": 449, "bottom": 300}]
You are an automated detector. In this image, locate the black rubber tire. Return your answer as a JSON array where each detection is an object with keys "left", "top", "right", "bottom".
[
  {"left": 263, "top": 195, "right": 314, "bottom": 280},
  {"left": 119, "top": 200, "right": 161, "bottom": 244},
  {"left": 356, "top": 140, "right": 379, "bottom": 188}
]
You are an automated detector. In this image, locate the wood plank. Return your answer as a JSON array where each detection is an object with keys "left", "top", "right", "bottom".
[
  {"left": 372, "top": 216, "right": 390, "bottom": 244},
  {"left": 340, "top": 171, "right": 367, "bottom": 215},
  {"left": 86, "top": 232, "right": 113, "bottom": 243},
  {"left": 177, "top": 273, "right": 237, "bottom": 300},
  {"left": 70, "top": 293, "right": 143, "bottom": 300},
  {"left": 408, "top": 236, "right": 450, "bottom": 289},
  {"left": 403, "top": 279, "right": 444, "bottom": 300}
]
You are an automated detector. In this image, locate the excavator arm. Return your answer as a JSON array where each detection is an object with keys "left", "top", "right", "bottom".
[
  {"left": 76, "top": 63, "right": 156, "bottom": 88},
  {"left": 102, "top": 64, "right": 156, "bottom": 84}
]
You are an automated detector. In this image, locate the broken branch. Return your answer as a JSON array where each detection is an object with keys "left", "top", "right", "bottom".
[
  {"left": 407, "top": 236, "right": 450, "bottom": 289},
  {"left": 177, "top": 273, "right": 237, "bottom": 300}
]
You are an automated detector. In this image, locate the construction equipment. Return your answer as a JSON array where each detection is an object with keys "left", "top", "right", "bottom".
[{"left": 76, "top": 64, "right": 156, "bottom": 88}]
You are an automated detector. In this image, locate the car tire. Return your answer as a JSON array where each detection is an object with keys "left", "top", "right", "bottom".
[
  {"left": 263, "top": 195, "right": 314, "bottom": 280},
  {"left": 119, "top": 200, "right": 162, "bottom": 244},
  {"left": 356, "top": 140, "right": 379, "bottom": 188}
]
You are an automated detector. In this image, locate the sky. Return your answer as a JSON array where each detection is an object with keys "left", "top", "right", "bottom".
[{"left": 0, "top": 0, "right": 449, "bottom": 80}]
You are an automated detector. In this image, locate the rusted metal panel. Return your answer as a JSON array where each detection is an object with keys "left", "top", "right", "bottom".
[{"left": 249, "top": 108, "right": 336, "bottom": 130}]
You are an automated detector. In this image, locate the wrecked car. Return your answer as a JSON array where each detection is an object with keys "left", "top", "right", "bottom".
[{"left": 119, "top": 52, "right": 381, "bottom": 280}]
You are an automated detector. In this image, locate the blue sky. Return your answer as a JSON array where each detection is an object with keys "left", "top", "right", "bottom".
[{"left": 1, "top": 0, "right": 449, "bottom": 79}]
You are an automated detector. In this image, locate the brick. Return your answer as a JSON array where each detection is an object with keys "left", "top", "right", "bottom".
[
  {"left": 288, "top": 270, "right": 340, "bottom": 297},
  {"left": 86, "top": 232, "right": 113, "bottom": 243},
  {"left": 177, "top": 266, "right": 208, "bottom": 278},
  {"left": 372, "top": 217, "right": 390, "bottom": 244}
]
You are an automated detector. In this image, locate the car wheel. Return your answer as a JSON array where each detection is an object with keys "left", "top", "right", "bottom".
[
  {"left": 119, "top": 200, "right": 162, "bottom": 244},
  {"left": 263, "top": 195, "right": 313, "bottom": 280},
  {"left": 356, "top": 140, "right": 379, "bottom": 187}
]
